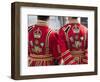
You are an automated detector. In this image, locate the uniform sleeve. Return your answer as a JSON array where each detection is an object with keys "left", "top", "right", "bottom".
[
  {"left": 28, "top": 27, "right": 33, "bottom": 56},
  {"left": 28, "top": 27, "right": 34, "bottom": 66},
  {"left": 59, "top": 28, "right": 68, "bottom": 49},
  {"left": 57, "top": 30, "right": 77, "bottom": 65},
  {"left": 49, "top": 32, "right": 59, "bottom": 60},
  {"left": 81, "top": 29, "right": 88, "bottom": 64},
  {"left": 28, "top": 40, "right": 32, "bottom": 56}
]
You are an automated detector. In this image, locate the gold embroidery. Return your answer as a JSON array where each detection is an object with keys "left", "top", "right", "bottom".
[
  {"left": 34, "top": 28, "right": 42, "bottom": 39},
  {"left": 63, "top": 55, "right": 72, "bottom": 63},
  {"left": 32, "top": 46, "right": 42, "bottom": 54},
  {"left": 64, "top": 25, "right": 71, "bottom": 49},
  {"left": 30, "top": 54, "right": 54, "bottom": 63},
  {"left": 62, "top": 50, "right": 70, "bottom": 57},
  {"left": 45, "top": 30, "right": 52, "bottom": 54}
]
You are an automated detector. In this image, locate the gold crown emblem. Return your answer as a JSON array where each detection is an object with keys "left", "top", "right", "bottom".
[
  {"left": 73, "top": 24, "right": 80, "bottom": 33},
  {"left": 34, "top": 28, "right": 42, "bottom": 38}
]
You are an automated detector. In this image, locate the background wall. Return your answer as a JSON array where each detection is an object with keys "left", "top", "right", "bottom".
[
  {"left": 0, "top": 0, "right": 100, "bottom": 82},
  {"left": 28, "top": 16, "right": 87, "bottom": 31}
]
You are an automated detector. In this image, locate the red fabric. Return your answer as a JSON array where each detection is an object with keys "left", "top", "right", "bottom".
[
  {"left": 59, "top": 23, "right": 88, "bottom": 64},
  {"left": 55, "top": 32, "right": 77, "bottom": 65},
  {"left": 28, "top": 25, "right": 59, "bottom": 66}
]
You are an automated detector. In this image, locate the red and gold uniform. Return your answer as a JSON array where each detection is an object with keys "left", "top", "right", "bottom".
[
  {"left": 55, "top": 33, "right": 77, "bottom": 65},
  {"left": 28, "top": 24, "right": 77, "bottom": 66},
  {"left": 59, "top": 23, "right": 88, "bottom": 64},
  {"left": 28, "top": 25, "right": 59, "bottom": 66}
]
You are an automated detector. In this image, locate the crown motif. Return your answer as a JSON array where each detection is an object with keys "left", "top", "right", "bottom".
[
  {"left": 34, "top": 28, "right": 42, "bottom": 38},
  {"left": 73, "top": 24, "right": 80, "bottom": 33}
]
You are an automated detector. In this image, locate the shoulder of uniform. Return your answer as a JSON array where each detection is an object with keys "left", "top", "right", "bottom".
[
  {"left": 49, "top": 29, "right": 55, "bottom": 35},
  {"left": 49, "top": 30, "right": 58, "bottom": 40},
  {"left": 63, "top": 24, "right": 71, "bottom": 32},
  {"left": 80, "top": 24, "right": 88, "bottom": 32},
  {"left": 62, "top": 24, "right": 67, "bottom": 31},
  {"left": 28, "top": 25, "right": 34, "bottom": 32}
]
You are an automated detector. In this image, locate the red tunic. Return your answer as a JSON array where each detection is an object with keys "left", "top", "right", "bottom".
[
  {"left": 59, "top": 23, "right": 88, "bottom": 64},
  {"left": 28, "top": 24, "right": 77, "bottom": 66},
  {"left": 28, "top": 25, "right": 58, "bottom": 66},
  {"left": 55, "top": 32, "right": 77, "bottom": 65}
]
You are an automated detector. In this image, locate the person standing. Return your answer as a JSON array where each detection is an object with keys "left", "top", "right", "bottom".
[
  {"left": 28, "top": 16, "right": 77, "bottom": 66},
  {"left": 28, "top": 16, "right": 60, "bottom": 66},
  {"left": 59, "top": 17, "right": 88, "bottom": 64}
]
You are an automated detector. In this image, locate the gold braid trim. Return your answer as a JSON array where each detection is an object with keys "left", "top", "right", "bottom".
[
  {"left": 62, "top": 50, "right": 70, "bottom": 57},
  {"left": 63, "top": 25, "right": 71, "bottom": 49},
  {"left": 45, "top": 30, "right": 52, "bottom": 54},
  {"left": 30, "top": 54, "right": 54, "bottom": 62},
  {"left": 63, "top": 55, "right": 72, "bottom": 63}
]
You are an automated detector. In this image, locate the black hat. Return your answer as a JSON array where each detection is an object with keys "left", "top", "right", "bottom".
[
  {"left": 37, "top": 15, "right": 49, "bottom": 21},
  {"left": 71, "top": 17, "right": 78, "bottom": 19}
]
